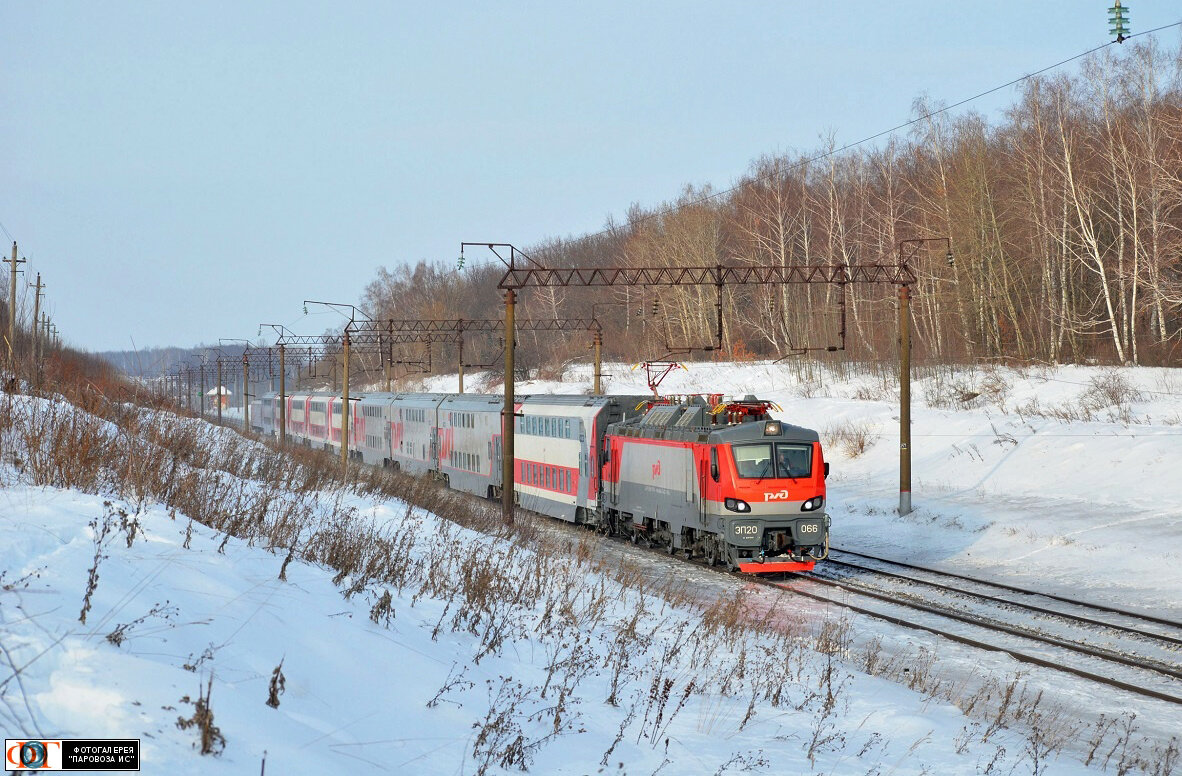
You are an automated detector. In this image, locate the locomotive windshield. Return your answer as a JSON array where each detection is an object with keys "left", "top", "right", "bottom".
[{"left": 732, "top": 443, "right": 813, "bottom": 479}]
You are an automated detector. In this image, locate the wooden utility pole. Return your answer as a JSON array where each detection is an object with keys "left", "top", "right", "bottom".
[
  {"left": 458, "top": 333, "right": 465, "bottom": 394},
  {"left": 899, "top": 284, "right": 912, "bottom": 516},
  {"left": 340, "top": 331, "right": 350, "bottom": 468},
  {"left": 31, "top": 274, "right": 42, "bottom": 367},
  {"left": 242, "top": 352, "right": 250, "bottom": 431},
  {"left": 502, "top": 290, "right": 515, "bottom": 524},
  {"left": 216, "top": 359, "right": 223, "bottom": 425},
  {"left": 593, "top": 329, "right": 602, "bottom": 394},
  {"left": 6, "top": 242, "right": 25, "bottom": 366},
  {"left": 278, "top": 343, "right": 286, "bottom": 446}
]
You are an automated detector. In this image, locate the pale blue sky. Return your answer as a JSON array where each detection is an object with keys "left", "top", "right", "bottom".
[{"left": 3, "top": 2, "right": 1180, "bottom": 353}]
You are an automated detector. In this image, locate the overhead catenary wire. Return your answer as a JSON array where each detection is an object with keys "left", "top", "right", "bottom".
[{"left": 443, "top": 20, "right": 1182, "bottom": 269}]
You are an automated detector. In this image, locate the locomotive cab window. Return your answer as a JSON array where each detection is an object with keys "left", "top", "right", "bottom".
[
  {"left": 732, "top": 443, "right": 814, "bottom": 479},
  {"left": 775, "top": 444, "right": 813, "bottom": 478}
]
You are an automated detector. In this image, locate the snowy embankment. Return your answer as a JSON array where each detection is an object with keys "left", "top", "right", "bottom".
[{"left": 1, "top": 364, "right": 1179, "bottom": 775}]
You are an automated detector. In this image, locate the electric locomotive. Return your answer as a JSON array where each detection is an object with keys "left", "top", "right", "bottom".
[{"left": 601, "top": 395, "right": 829, "bottom": 572}]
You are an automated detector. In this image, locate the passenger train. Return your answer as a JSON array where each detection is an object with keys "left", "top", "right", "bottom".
[{"left": 250, "top": 391, "right": 830, "bottom": 572}]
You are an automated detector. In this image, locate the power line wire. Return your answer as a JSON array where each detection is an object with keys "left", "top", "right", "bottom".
[{"left": 546, "top": 20, "right": 1182, "bottom": 250}]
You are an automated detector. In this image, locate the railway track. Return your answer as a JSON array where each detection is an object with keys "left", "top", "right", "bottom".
[
  {"left": 749, "top": 548, "right": 1182, "bottom": 706},
  {"left": 520, "top": 505, "right": 1182, "bottom": 706},
  {"left": 824, "top": 547, "right": 1182, "bottom": 643}
]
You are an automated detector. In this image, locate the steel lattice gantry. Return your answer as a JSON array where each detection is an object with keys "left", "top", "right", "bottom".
[
  {"left": 475, "top": 239, "right": 946, "bottom": 523},
  {"left": 346, "top": 317, "right": 605, "bottom": 394}
]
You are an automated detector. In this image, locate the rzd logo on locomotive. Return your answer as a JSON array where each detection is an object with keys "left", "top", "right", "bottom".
[{"left": 763, "top": 489, "right": 792, "bottom": 501}]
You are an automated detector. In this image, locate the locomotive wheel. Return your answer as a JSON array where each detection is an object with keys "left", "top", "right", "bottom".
[
  {"left": 666, "top": 534, "right": 676, "bottom": 555},
  {"left": 705, "top": 541, "right": 719, "bottom": 567}
]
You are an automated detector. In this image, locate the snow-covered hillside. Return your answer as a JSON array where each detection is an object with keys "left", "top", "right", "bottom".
[{"left": 2, "top": 362, "right": 1180, "bottom": 775}]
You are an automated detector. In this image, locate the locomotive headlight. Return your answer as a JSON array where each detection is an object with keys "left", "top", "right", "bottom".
[
  {"left": 724, "top": 497, "right": 751, "bottom": 513},
  {"left": 763, "top": 420, "right": 782, "bottom": 436},
  {"left": 802, "top": 495, "right": 825, "bottom": 512}
]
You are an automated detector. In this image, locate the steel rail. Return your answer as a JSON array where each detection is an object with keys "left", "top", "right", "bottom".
[
  {"left": 791, "top": 568, "right": 1182, "bottom": 681},
  {"left": 830, "top": 547, "right": 1182, "bottom": 632},
  {"left": 820, "top": 556, "right": 1182, "bottom": 650},
  {"left": 757, "top": 574, "right": 1182, "bottom": 706}
]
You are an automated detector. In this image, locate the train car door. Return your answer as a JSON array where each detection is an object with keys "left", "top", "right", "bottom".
[
  {"left": 493, "top": 436, "right": 502, "bottom": 485},
  {"left": 697, "top": 456, "right": 709, "bottom": 525}
]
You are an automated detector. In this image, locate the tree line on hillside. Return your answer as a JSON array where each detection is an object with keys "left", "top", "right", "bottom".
[{"left": 363, "top": 43, "right": 1182, "bottom": 371}]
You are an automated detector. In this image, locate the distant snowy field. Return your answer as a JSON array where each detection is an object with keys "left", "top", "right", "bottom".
[{"left": 1, "top": 362, "right": 1180, "bottom": 775}]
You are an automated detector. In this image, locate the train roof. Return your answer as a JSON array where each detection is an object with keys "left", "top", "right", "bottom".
[
  {"left": 607, "top": 397, "right": 819, "bottom": 444},
  {"left": 519, "top": 394, "right": 650, "bottom": 408}
]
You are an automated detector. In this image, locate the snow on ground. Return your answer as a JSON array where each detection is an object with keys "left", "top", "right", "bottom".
[
  {"left": 2, "top": 362, "right": 1181, "bottom": 774},
  {"left": 2, "top": 484, "right": 1046, "bottom": 775}
]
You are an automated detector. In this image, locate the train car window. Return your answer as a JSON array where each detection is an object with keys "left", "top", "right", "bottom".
[
  {"left": 710, "top": 448, "right": 720, "bottom": 482},
  {"left": 731, "top": 443, "right": 774, "bottom": 479},
  {"left": 774, "top": 443, "right": 813, "bottom": 478}
]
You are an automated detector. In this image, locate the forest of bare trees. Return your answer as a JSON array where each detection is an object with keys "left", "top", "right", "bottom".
[{"left": 363, "top": 42, "right": 1182, "bottom": 371}]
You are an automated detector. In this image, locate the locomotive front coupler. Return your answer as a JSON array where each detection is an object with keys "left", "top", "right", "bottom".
[{"left": 760, "top": 548, "right": 810, "bottom": 563}]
